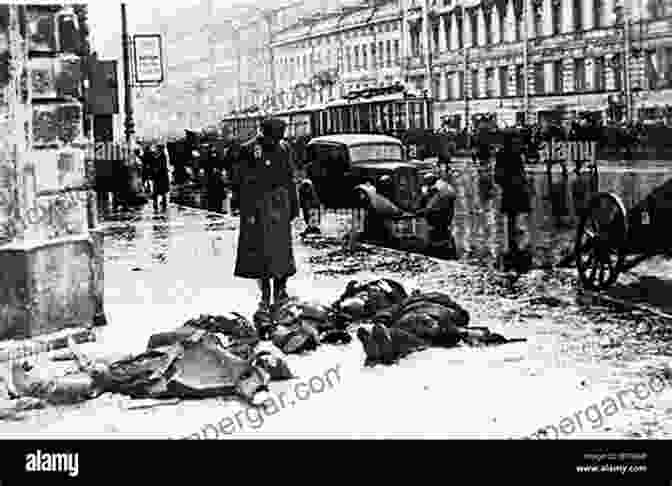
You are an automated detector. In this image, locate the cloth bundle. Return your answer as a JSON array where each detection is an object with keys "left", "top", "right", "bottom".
[
  {"left": 147, "top": 313, "right": 260, "bottom": 360},
  {"left": 333, "top": 279, "right": 408, "bottom": 320},
  {"left": 353, "top": 285, "right": 525, "bottom": 366},
  {"left": 254, "top": 298, "right": 351, "bottom": 355}
]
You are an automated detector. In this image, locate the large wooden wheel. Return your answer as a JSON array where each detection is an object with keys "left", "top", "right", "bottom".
[{"left": 575, "top": 192, "right": 628, "bottom": 290}]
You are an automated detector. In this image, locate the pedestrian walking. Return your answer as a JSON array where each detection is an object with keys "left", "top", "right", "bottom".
[
  {"left": 234, "top": 118, "right": 299, "bottom": 311},
  {"left": 140, "top": 146, "right": 154, "bottom": 194},
  {"left": 205, "top": 144, "right": 225, "bottom": 212},
  {"left": 494, "top": 133, "right": 533, "bottom": 272},
  {"left": 151, "top": 144, "right": 170, "bottom": 211}
]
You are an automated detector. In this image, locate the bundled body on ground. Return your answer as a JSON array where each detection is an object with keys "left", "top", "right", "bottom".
[{"left": 0, "top": 278, "right": 524, "bottom": 416}]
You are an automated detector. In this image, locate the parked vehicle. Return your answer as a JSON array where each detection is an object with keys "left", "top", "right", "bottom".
[
  {"left": 303, "top": 134, "right": 449, "bottom": 249},
  {"left": 305, "top": 134, "right": 423, "bottom": 211}
]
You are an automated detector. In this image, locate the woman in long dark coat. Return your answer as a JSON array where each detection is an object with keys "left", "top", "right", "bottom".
[
  {"left": 495, "top": 133, "right": 532, "bottom": 270},
  {"left": 234, "top": 118, "right": 299, "bottom": 310}
]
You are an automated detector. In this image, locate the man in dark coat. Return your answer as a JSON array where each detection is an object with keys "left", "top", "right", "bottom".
[
  {"left": 234, "top": 118, "right": 299, "bottom": 310},
  {"left": 494, "top": 134, "right": 532, "bottom": 271},
  {"left": 151, "top": 144, "right": 170, "bottom": 211}
]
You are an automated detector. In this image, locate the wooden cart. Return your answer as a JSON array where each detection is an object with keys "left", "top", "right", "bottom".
[{"left": 574, "top": 176, "right": 672, "bottom": 290}]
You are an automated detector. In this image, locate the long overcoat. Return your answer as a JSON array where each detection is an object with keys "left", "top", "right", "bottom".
[
  {"left": 495, "top": 149, "right": 531, "bottom": 215},
  {"left": 152, "top": 151, "right": 170, "bottom": 196},
  {"left": 234, "top": 137, "right": 299, "bottom": 280}
]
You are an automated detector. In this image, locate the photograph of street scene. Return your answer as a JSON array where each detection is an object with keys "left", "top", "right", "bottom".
[{"left": 0, "top": 0, "right": 671, "bottom": 461}]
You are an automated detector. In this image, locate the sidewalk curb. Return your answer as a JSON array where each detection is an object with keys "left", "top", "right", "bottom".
[{"left": 0, "top": 327, "right": 97, "bottom": 364}]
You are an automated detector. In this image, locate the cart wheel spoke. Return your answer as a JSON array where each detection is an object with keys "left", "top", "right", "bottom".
[{"left": 588, "top": 250, "right": 600, "bottom": 283}]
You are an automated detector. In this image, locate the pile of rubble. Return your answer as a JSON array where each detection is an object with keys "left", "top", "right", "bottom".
[{"left": 1, "top": 279, "right": 524, "bottom": 413}]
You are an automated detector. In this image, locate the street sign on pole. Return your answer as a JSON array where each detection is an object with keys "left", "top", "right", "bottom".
[{"left": 133, "top": 34, "right": 164, "bottom": 86}]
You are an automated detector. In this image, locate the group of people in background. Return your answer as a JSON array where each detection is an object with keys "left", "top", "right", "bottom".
[{"left": 136, "top": 143, "right": 170, "bottom": 211}]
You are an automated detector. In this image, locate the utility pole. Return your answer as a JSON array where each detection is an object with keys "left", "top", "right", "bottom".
[
  {"left": 207, "top": 0, "right": 216, "bottom": 125},
  {"left": 337, "top": 12, "right": 345, "bottom": 98},
  {"left": 121, "top": 3, "right": 135, "bottom": 144},
  {"left": 522, "top": 0, "right": 529, "bottom": 125},
  {"left": 264, "top": 12, "right": 276, "bottom": 108},
  {"left": 463, "top": 46, "right": 470, "bottom": 143},
  {"left": 624, "top": 17, "right": 633, "bottom": 121},
  {"left": 400, "top": 0, "right": 408, "bottom": 86},
  {"left": 421, "top": 0, "right": 433, "bottom": 98}
]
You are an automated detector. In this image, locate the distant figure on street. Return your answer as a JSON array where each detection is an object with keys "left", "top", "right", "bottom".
[
  {"left": 419, "top": 173, "right": 457, "bottom": 258},
  {"left": 151, "top": 144, "right": 170, "bottom": 211},
  {"left": 140, "top": 146, "right": 153, "bottom": 194},
  {"left": 234, "top": 118, "right": 299, "bottom": 311},
  {"left": 298, "top": 167, "right": 322, "bottom": 236},
  {"left": 495, "top": 134, "right": 532, "bottom": 272},
  {"left": 473, "top": 126, "right": 491, "bottom": 166},
  {"left": 205, "top": 144, "right": 225, "bottom": 212},
  {"left": 220, "top": 124, "right": 242, "bottom": 215}
]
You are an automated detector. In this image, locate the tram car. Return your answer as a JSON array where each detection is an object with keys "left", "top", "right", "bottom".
[{"left": 221, "top": 85, "right": 435, "bottom": 160}]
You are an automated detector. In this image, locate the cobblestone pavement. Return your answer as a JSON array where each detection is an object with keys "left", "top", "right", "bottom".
[{"left": 1, "top": 203, "right": 671, "bottom": 439}]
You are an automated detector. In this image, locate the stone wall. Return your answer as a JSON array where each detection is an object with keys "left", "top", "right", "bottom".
[{"left": 0, "top": 4, "right": 104, "bottom": 340}]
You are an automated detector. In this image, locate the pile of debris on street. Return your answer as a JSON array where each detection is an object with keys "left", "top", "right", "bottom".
[{"left": 0, "top": 279, "right": 524, "bottom": 414}]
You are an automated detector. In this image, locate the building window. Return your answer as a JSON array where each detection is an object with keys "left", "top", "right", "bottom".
[
  {"left": 534, "top": 62, "right": 545, "bottom": 94},
  {"left": 370, "top": 42, "right": 376, "bottom": 68},
  {"left": 553, "top": 60, "right": 563, "bottom": 93},
  {"left": 354, "top": 45, "right": 359, "bottom": 69},
  {"left": 379, "top": 40, "right": 385, "bottom": 66},
  {"left": 362, "top": 45, "right": 368, "bottom": 70},
  {"left": 394, "top": 39, "right": 400, "bottom": 65},
  {"left": 345, "top": 47, "right": 351, "bottom": 72},
  {"left": 410, "top": 28, "right": 419, "bottom": 56},
  {"left": 386, "top": 40, "right": 392, "bottom": 67},
  {"left": 484, "top": 8, "right": 492, "bottom": 45},
  {"left": 458, "top": 71, "right": 464, "bottom": 98},
  {"left": 445, "top": 16, "right": 451, "bottom": 50},
  {"left": 499, "top": 8, "right": 506, "bottom": 42},
  {"left": 574, "top": 58, "right": 586, "bottom": 91},
  {"left": 533, "top": 3, "right": 543, "bottom": 38},
  {"left": 647, "top": 0, "right": 669, "bottom": 18},
  {"left": 486, "top": 67, "right": 495, "bottom": 97},
  {"left": 515, "top": 65, "right": 524, "bottom": 96},
  {"left": 471, "top": 69, "right": 479, "bottom": 98},
  {"left": 552, "top": 0, "right": 562, "bottom": 35},
  {"left": 515, "top": 11, "right": 523, "bottom": 41},
  {"left": 645, "top": 50, "right": 659, "bottom": 89},
  {"left": 456, "top": 16, "right": 464, "bottom": 49},
  {"left": 470, "top": 10, "right": 478, "bottom": 45},
  {"left": 432, "top": 22, "right": 440, "bottom": 53},
  {"left": 499, "top": 66, "right": 508, "bottom": 96},
  {"left": 573, "top": 0, "right": 583, "bottom": 31},
  {"left": 594, "top": 56, "right": 605, "bottom": 91},
  {"left": 593, "top": 0, "right": 603, "bottom": 28},
  {"left": 447, "top": 73, "right": 454, "bottom": 99},
  {"left": 433, "top": 76, "right": 441, "bottom": 98}
]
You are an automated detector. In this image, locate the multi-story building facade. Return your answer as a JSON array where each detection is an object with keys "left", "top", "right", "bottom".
[
  {"left": 272, "top": 1, "right": 407, "bottom": 108},
  {"left": 265, "top": 0, "right": 672, "bottom": 127}
]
